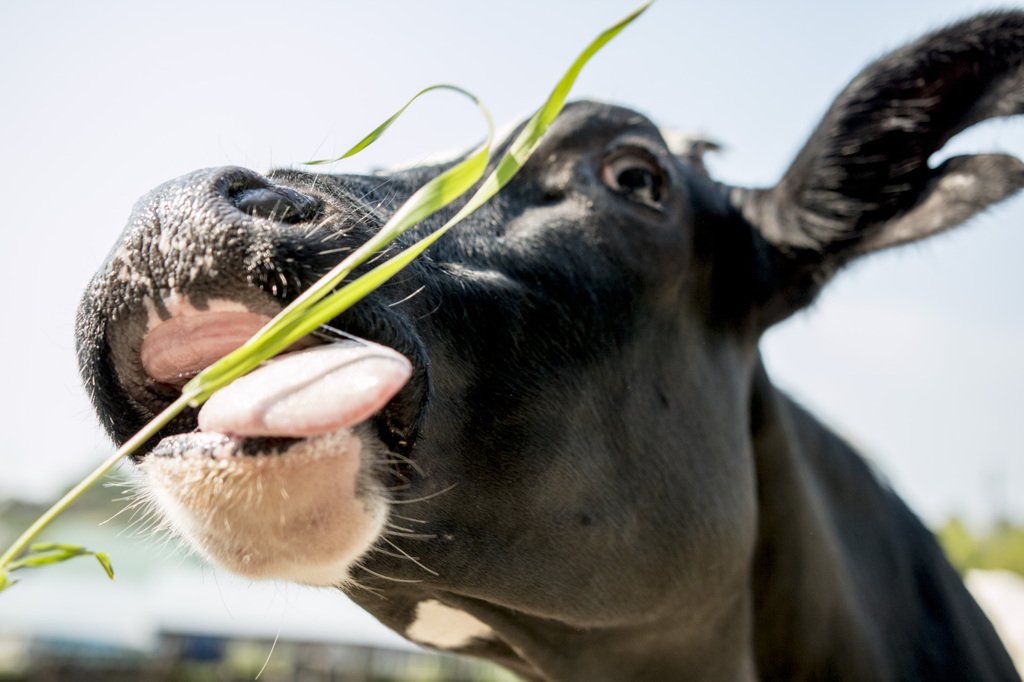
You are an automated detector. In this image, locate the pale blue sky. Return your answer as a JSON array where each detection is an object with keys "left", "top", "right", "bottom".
[{"left": 0, "top": 0, "right": 1021, "bottom": 526}]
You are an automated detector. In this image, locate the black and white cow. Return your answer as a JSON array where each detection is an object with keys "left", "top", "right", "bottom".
[{"left": 76, "top": 12, "right": 1024, "bottom": 681}]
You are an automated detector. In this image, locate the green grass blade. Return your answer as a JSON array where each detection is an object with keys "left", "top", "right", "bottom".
[
  {"left": 7, "top": 552, "right": 79, "bottom": 570},
  {"left": 4, "top": 544, "right": 115, "bottom": 582},
  {"left": 183, "top": 92, "right": 495, "bottom": 404},
  {"left": 297, "top": 1, "right": 655, "bottom": 302},
  {"left": 192, "top": 0, "right": 654, "bottom": 388},
  {"left": 306, "top": 84, "right": 480, "bottom": 165},
  {"left": 95, "top": 552, "right": 115, "bottom": 580},
  {"left": 468, "top": 0, "right": 653, "bottom": 210},
  {"left": 0, "top": 394, "right": 190, "bottom": 582},
  {"left": 191, "top": 0, "right": 654, "bottom": 379},
  {"left": 28, "top": 543, "right": 86, "bottom": 553}
]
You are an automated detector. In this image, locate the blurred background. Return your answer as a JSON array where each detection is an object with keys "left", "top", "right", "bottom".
[{"left": 1, "top": 0, "right": 1022, "bottom": 679}]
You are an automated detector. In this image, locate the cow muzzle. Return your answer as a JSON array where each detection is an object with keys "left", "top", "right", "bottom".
[{"left": 76, "top": 165, "right": 428, "bottom": 586}]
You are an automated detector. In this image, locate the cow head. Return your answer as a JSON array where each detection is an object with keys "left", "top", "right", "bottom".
[{"left": 76, "top": 13, "right": 1024, "bottom": 681}]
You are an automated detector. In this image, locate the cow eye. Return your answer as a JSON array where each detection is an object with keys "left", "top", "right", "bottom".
[{"left": 600, "top": 151, "right": 665, "bottom": 205}]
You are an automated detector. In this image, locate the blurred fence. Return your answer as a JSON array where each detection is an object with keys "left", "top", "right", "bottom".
[{"left": 0, "top": 630, "right": 517, "bottom": 682}]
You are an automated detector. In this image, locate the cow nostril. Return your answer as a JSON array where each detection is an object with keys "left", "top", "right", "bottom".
[{"left": 232, "top": 186, "right": 319, "bottom": 224}]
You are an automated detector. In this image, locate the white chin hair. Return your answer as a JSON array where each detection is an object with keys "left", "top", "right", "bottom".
[{"left": 139, "top": 426, "right": 388, "bottom": 586}]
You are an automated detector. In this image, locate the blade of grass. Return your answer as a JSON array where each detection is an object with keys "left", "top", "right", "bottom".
[
  {"left": 0, "top": 0, "right": 652, "bottom": 590},
  {"left": 2, "top": 545, "right": 115, "bottom": 587},
  {"left": 94, "top": 552, "right": 115, "bottom": 580},
  {"left": 183, "top": 0, "right": 652, "bottom": 403},
  {"left": 182, "top": 89, "right": 495, "bottom": 404},
  {"left": 468, "top": 0, "right": 653, "bottom": 207},
  {"left": 0, "top": 394, "right": 188, "bottom": 586},
  {"left": 306, "top": 84, "right": 475, "bottom": 165},
  {"left": 272, "top": 0, "right": 654, "bottom": 330}
]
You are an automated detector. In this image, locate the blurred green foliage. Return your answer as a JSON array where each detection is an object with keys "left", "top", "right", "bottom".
[{"left": 936, "top": 519, "right": 1024, "bottom": 576}]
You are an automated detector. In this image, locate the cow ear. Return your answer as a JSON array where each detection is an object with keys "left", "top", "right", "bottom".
[
  {"left": 661, "top": 130, "right": 722, "bottom": 176},
  {"left": 733, "top": 12, "right": 1024, "bottom": 328}
]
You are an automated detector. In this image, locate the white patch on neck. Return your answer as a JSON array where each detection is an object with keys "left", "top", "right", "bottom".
[{"left": 406, "top": 600, "right": 495, "bottom": 649}]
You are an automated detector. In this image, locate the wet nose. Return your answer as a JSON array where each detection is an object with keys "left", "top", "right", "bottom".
[{"left": 92, "top": 165, "right": 326, "bottom": 322}]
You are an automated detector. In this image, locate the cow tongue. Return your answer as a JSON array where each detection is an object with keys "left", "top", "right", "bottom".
[{"left": 197, "top": 340, "right": 412, "bottom": 439}]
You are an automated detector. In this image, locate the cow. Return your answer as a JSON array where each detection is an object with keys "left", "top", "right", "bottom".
[{"left": 75, "top": 12, "right": 1024, "bottom": 681}]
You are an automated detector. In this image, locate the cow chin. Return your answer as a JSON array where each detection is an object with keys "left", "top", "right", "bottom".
[{"left": 137, "top": 426, "right": 389, "bottom": 586}]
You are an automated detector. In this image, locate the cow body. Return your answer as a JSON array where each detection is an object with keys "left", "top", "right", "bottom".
[{"left": 76, "top": 13, "right": 1024, "bottom": 681}]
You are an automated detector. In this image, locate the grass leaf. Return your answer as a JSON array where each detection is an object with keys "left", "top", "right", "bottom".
[
  {"left": 182, "top": 90, "right": 494, "bottom": 405},
  {"left": 29, "top": 543, "right": 86, "bottom": 553},
  {"left": 8, "top": 551, "right": 78, "bottom": 569},
  {"left": 348, "top": 0, "right": 655, "bottom": 271},
  {"left": 4, "top": 543, "right": 115, "bottom": 584},
  {"left": 0, "top": 573, "right": 17, "bottom": 593},
  {"left": 307, "top": 84, "right": 482, "bottom": 165},
  {"left": 95, "top": 552, "right": 115, "bottom": 580}
]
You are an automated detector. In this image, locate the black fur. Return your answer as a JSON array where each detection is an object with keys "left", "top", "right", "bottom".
[{"left": 76, "top": 13, "right": 1024, "bottom": 681}]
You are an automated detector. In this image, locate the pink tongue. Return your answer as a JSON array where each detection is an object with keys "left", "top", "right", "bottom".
[{"left": 198, "top": 341, "right": 412, "bottom": 438}]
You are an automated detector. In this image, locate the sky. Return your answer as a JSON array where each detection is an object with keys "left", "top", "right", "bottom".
[{"left": 0, "top": 0, "right": 1021, "bottom": 531}]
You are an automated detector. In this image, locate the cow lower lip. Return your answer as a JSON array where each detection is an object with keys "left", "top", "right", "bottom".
[
  {"left": 138, "top": 426, "right": 386, "bottom": 586},
  {"left": 150, "top": 432, "right": 304, "bottom": 458}
]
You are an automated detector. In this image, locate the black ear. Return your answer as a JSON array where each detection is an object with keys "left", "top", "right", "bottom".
[{"left": 734, "top": 11, "right": 1024, "bottom": 327}]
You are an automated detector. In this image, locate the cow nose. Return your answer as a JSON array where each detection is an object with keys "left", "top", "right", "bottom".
[{"left": 231, "top": 184, "right": 319, "bottom": 223}]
